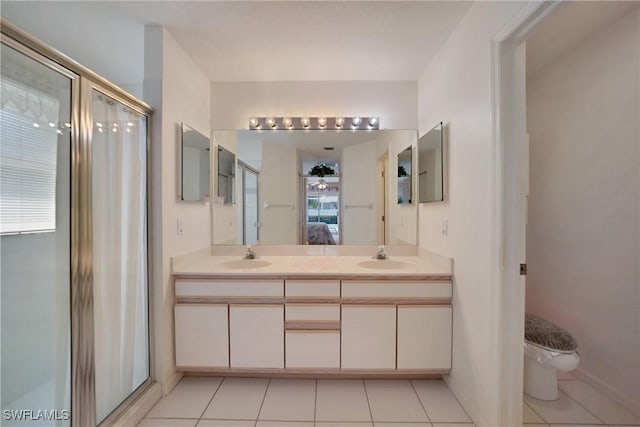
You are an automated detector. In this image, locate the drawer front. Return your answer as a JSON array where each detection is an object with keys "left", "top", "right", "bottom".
[
  {"left": 285, "top": 304, "right": 340, "bottom": 321},
  {"left": 176, "top": 279, "right": 283, "bottom": 297},
  {"left": 342, "top": 281, "right": 451, "bottom": 299},
  {"left": 286, "top": 331, "right": 340, "bottom": 368},
  {"left": 285, "top": 280, "right": 340, "bottom": 298}
]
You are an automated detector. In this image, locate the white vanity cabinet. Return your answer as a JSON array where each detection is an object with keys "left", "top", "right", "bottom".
[
  {"left": 174, "top": 275, "right": 452, "bottom": 375},
  {"left": 397, "top": 305, "right": 452, "bottom": 370},
  {"left": 341, "top": 305, "right": 396, "bottom": 369},
  {"left": 175, "top": 304, "right": 229, "bottom": 368},
  {"left": 230, "top": 304, "right": 284, "bottom": 368}
]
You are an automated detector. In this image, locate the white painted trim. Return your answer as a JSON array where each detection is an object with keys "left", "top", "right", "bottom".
[
  {"left": 163, "top": 371, "right": 184, "bottom": 396},
  {"left": 111, "top": 382, "right": 161, "bottom": 427},
  {"left": 490, "top": 1, "right": 565, "bottom": 426},
  {"left": 573, "top": 367, "right": 640, "bottom": 417}
]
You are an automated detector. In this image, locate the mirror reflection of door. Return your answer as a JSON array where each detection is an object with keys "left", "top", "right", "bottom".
[
  {"left": 305, "top": 176, "right": 340, "bottom": 244},
  {"left": 240, "top": 162, "right": 259, "bottom": 245}
]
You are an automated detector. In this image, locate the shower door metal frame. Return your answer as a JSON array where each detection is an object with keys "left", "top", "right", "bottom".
[{"left": 1, "top": 19, "right": 155, "bottom": 427}]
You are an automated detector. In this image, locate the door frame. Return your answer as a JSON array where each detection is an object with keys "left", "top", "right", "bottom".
[{"left": 490, "top": 1, "right": 564, "bottom": 425}]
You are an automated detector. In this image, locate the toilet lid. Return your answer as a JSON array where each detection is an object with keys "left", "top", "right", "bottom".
[{"left": 525, "top": 312, "right": 578, "bottom": 352}]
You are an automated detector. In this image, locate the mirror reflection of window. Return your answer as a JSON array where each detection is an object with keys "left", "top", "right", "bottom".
[{"left": 180, "top": 123, "right": 210, "bottom": 202}]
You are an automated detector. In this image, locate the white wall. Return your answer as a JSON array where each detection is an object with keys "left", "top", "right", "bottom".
[
  {"left": 1, "top": 2, "right": 145, "bottom": 99},
  {"left": 144, "top": 26, "right": 212, "bottom": 394},
  {"left": 417, "top": 2, "right": 528, "bottom": 425},
  {"left": 211, "top": 81, "right": 417, "bottom": 130},
  {"left": 526, "top": 10, "right": 640, "bottom": 409}
]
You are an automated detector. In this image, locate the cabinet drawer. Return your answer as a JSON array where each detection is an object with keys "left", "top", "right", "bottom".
[
  {"left": 285, "top": 280, "right": 340, "bottom": 298},
  {"left": 176, "top": 279, "right": 283, "bottom": 297},
  {"left": 285, "top": 304, "right": 340, "bottom": 321},
  {"left": 342, "top": 281, "right": 451, "bottom": 299},
  {"left": 286, "top": 331, "right": 340, "bottom": 368}
]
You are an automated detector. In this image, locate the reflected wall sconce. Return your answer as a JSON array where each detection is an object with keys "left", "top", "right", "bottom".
[{"left": 248, "top": 116, "right": 379, "bottom": 130}]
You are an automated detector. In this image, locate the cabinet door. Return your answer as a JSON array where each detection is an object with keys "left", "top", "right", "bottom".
[
  {"left": 397, "top": 306, "right": 451, "bottom": 370},
  {"left": 230, "top": 304, "right": 284, "bottom": 368},
  {"left": 341, "top": 305, "right": 396, "bottom": 369},
  {"left": 286, "top": 331, "right": 340, "bottom": 368},
  {"left": 175, "top": 304, "right": 229, "bottom": 368}
]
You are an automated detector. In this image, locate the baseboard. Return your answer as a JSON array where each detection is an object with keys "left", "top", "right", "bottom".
[
  {"left": 443, "top": 375, "right": 482, "bottom": 426},
  {"left": 572, "top": 367, "right": 639, "bottom": 417},
  {"left": 112, "top": 381, "right": 161, "bottom": 427},
  {"left": 164, "top": 370, "right": 184, "bottom": 396}
]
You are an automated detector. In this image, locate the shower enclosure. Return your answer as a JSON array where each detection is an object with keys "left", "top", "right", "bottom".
[{"left": 0, "top": 21, "right": 153, "bottom": 427}]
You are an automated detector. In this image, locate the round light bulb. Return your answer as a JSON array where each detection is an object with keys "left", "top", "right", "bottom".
[
  {"left": 48, "top": 122, "right": 56, "bottom": 128},
  {"left": 249, "top": 117, "right": 260, "bottom": 128},
  {"left": 283, "top": 117, "right": 293, "bottom": 128},
  {"left": 96, "top": 122, "right": 103, "bottom": 128},
  {"left": 335, "top": 117, "right": 345, "bottom": 128},
  {"left": 266, "top": 117, "right": 276, "bottom": 128},
  {"left": 301, "top": 117, "right": 310, "bottom": 128},
  {"left": 351, "top": 117, "right": 362, "bottom": 128},
  {"left": 368, "top": 117, "right": 379, "bottom": 126},
  {"left": 32, "top": 122, "right": 40, "bottom": 128},
  {"left": 317, "top": 117, "right": 327, "bottom": 128},
  {"left": 64, "top": 122, "right": 71, "bottom": 128}
]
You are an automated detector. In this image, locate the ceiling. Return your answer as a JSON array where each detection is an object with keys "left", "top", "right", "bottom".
[
  {"left": 527, "top": 1, "right": 639, "bottom": 78},
  {"left": 1, "top": 1, "right": 472, "bottom": 83}
]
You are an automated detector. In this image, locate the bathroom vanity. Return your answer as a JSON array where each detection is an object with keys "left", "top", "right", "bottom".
[{"left": 172, "top": 246, "right": 452, "bottom": 377}]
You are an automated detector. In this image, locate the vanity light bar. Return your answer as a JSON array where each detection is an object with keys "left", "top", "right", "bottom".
[{"left": 248, "top": 117, "right": 380, "bottom": 130}]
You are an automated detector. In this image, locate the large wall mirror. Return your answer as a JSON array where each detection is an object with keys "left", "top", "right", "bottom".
[
  {"left": 211, "top": 129, "right": 418, "bottom": 246},
  {"left": 180, "top": 123, "right": 210, "bottom": 202},
  {"left": 418, "top": 122, "right": 444, "bottom": 203}
]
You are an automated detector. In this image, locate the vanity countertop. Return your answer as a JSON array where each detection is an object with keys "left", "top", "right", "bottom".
[{"left": 172, "top": 246, "right": 452, "bottom": 280}]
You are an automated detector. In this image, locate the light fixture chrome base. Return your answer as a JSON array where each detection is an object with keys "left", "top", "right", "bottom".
[{"left": 248, "top": 116, "right": 379, "bottom": 130}]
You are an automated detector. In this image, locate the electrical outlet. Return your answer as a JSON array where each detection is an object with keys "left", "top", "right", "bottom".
[
  {"left": 177, "top": 219, "right": 184, "bottom": 235},
  {"left": 441, "top": 219, "right": 448, "bottom": 236}
]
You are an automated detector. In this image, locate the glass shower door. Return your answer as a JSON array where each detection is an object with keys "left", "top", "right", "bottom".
[
  {"left": 0, "top": 42, "right": 72, "bottom": 426},
  {"left": 91, "top": 89, "right": 149, "bottom": 423}
]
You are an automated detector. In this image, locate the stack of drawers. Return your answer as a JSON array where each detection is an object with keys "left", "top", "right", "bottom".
[{"left": 285, "top": 280, "right": 340, "bottom": 369}]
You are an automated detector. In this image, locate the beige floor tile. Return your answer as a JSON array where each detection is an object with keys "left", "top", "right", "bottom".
[
  {"left": 364, "top": 380, "right": 429, "bottom": 422},
  {"left": 138, "top": 419, "right": 198, "bottom": 427},
  {"left": 558, "top": 380, "right": 640, "bottom": 425},
  {"left": 258, "top": 379, "right": 316, "bottom": 421},
  {"left": 315, "top": 379, "right": 372, "bottom": 422},
  {"left": 411, "top": 380, "right": 471, "bottom": 423},
  {"left": 316, "top": 424, "right": 373, "bottom": 427},
  {"left": 197, "top": 421, "right": 255, "bottom": 427},
  {"left": 523, "top": 402, "right": 546, "bottom": 423},
  {"left": 431, "top": 424, "right": 474, "bottom": 427},
  {"left": 556, "top": 371, "right": 577, "bottom": 380},
  {"left": 524, "top": 391, "right": 602, "bottom": 425},
  {"left": 523, "top": 424, "right": 548, "bottom": 427},
  {"left": 202, "top": 378, "right": 269, "bottom": 420},
  {"left": 256, "top": 422, "right": 314, "bottom": 427},
  {"left": 374, "top": 423, "right": 432, "bottom": 426},
  {"left": 147, "top": 377, "right": 223, "bottom": 419}
]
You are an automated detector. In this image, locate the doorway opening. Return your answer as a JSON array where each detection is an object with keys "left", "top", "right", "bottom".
[{"left": 304, "top": 176, "right": 340, "bottom": 245}]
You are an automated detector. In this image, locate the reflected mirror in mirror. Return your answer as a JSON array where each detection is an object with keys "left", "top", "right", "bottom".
[
  {"left": 217, "top": 145, "right": 235, "bottom": 204},
  {"left": 181, "top": 123, "right": 210, "bottom": 202},
  {"left": 211, "top": 129, "right": 419, "bottom": 246},
  {"left": 418, "top": 122, "right": 444, "bottom": 203},
  {"left": 397, "top": 146, "right": 412, "bottom": 204}
]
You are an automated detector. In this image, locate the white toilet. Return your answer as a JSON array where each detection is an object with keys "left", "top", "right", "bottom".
[{"left": 523, "top": 312, "right": 580, "bottom": 401}]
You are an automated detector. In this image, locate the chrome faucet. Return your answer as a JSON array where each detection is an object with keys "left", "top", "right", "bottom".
[
  {"left": 375, "top": 245, "right": 387, "bottom": 260},
  {"left": 244, "top": 245, "right": 257, "bottom": 259}
]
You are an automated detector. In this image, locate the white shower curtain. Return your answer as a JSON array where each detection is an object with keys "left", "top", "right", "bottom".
[{"left": 91, "top": 91, "right": 149, "bottom": 423}]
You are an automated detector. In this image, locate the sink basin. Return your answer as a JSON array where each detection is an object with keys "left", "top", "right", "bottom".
[
  {"left": 357, "top": 260, "right": 413, "bottom": 270},
  {"left": 221, "top": 259, "right": 272, "bottom": 269}
]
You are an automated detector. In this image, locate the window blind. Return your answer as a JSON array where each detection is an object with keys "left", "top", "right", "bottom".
[{"left": 0, "top": 105, "right": 58, "bottom": 235}]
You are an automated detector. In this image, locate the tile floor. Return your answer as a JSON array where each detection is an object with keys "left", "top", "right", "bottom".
[
  {"left": 523, "top": 371, "right": 640, "bottom": 427},
  {"left": 138, "top": 377, "right": 474, "bottom": 427},
  {"left": 138, "top": 373, "right": 640, "bottom": 427}
]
